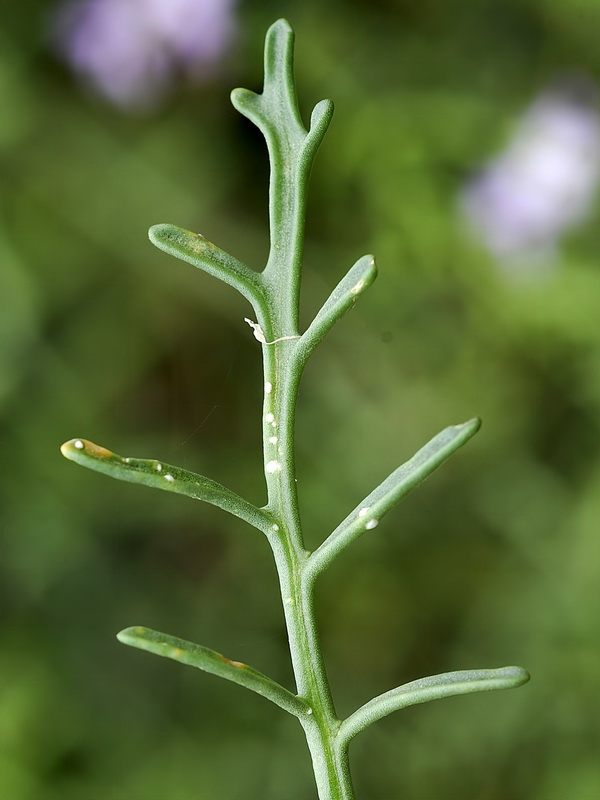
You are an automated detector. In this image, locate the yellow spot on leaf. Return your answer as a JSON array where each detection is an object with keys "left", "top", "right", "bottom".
[
  {"left": 86, "top": 441, "right": 115, "bottom": 459},
  {"left": 217, "top": 653, "right": 247, "bottom": 669}
]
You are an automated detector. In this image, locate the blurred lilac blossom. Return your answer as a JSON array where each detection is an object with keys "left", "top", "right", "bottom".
[
  {"left": 55, "top": 0, "right": 238, "bottom": 109},
  {"left": 461, "top": 82, "right": 600, "bottom": 266}
]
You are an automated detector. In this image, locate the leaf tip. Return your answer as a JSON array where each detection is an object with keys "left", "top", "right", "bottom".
[
  {"left": 117, "top": 626, "right": 145, "bottom": 646},
  {"left": 349, "top": 255, "right": 378, "bottom": 297},
  {"left": 60, "top": 438, "right": 85, "bottom": 459},
  {"left": 61, "top": 438, "right": 114, "bottom": 462},
  {"left": 464, "top": 416, "right": 482, "bottom": 434},
  {"left": 230, "top": 87, "right": 259, "bottom": 113},
  {"left": 268, "top": 17, "right": 293, "bottom": 39},
  {"left": 148, "top": 222, "right": 186, "bottom": 249},
  {"left": 309, "top": 98, "right": 334, "bottom": 133},
  {"left": 500, "top": 665, "right": 530, "bottom": 687}
]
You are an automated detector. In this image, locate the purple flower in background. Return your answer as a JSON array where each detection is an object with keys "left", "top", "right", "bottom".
[
  {"left": 461, "top": 81, "right": 600, "bottom": 267},
  {"left": 55, "top": 0, "right": 238, "bottom": 109}
]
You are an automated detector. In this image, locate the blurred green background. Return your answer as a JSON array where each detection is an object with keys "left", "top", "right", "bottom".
[{"left": 1, "top": 0, "right": 600, "bottom": 798}]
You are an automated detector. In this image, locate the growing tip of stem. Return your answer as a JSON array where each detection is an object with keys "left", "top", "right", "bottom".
[{"left": 269, "top": 17, "right": 293, "bottom": 36}]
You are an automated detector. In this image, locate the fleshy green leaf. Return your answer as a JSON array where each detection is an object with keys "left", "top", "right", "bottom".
[
  {"left": 296, "top": 254, "right": 377, "bottom": 364},
  {"left": 60, "top": 439, "right": 271, "bottom": 534},
  {"left": 148, "top": 223, "right": 264, "bottom": 309},
  {"left": 339, "top": 666, "right": 530, "bottom": 744},
  {"left": 118, "top": 626, "right": 310, "bottom": 718},
  {"left": 231, "top": 19, "right": 333, "bottom": 330},
  {"left": 307, "top": 419, "right": 481, "bottom": 576},
  {"left": 231, "top": 19, "right": 306, "bottom": 143},
  {"left": 306, "top": 99, "right": 335, "bottom": 158}
]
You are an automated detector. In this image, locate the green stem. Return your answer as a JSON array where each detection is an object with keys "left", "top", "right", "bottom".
[
  {"left": 266, "top": 507, "right": 355, "bottom": 800},
  {"left": 259, "top": 338, "right": 355, "bottom": 798},
  {"left": 261, "top": 340, "right": 303, "bottom": 548},
  {"left": 238, "top": 21, "right": 355, "bottom": 798}
]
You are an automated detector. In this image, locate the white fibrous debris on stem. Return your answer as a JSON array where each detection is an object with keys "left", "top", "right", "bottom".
[{"left": 460, "top": 79, "right": 600, "bottom": 268}]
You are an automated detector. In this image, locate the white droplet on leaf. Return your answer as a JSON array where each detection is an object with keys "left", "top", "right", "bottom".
[
  {"left": 266, "top": 460, "right": 281, "bottom": 473},
  {"left": 365, "top": 519, "right": 379, "bottom": 530}
]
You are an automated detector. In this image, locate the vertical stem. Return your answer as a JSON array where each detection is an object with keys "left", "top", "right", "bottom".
[
  {"left": 261, "top": 152, "right": 312, "bottom": 336},
  {"left": 237, "top": 20, "right": 353, "bottom": 798},
  {"left": 260, "top": 337, "right": 357, "bottom": 799}
]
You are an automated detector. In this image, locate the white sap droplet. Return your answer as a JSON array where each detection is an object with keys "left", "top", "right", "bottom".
[
  {"left": 264, "top": 382, "right": 273, "bottom": 394},
  {"left": 365, "top": 519, "right": 379, "bottom": 530},
  {"left": 271, "top": 524, "right": 279, "bottom": 531},
  {"left": 74, "top": 440, "right": 84, "bottom": 449},
  {"left": 284, "top": 596, "right": 293, "bottom": 605},
  {"left": 350, "top": 279, "right": 365, "bottom": 295},
  {"left": 265, "top": 413, "right": 275, "bottom": 423},
  {"left": 271, "top": 421, "right": 277, "bottom": 428},
  {"left": 156, "top": 463, "right": 162, "bottom": 471},
  {"left": 164, "top": 474, "right": 175, "bottom": 482},
  {"left": 358, "top": 506, "right": 370, "bottom": 518},
  {"left": 266, "top": 460, "right": 281, "bottom": 473},
  {"left": 269, "top": 436, "right": 278, "bottom": 444},
  {"left": 124, "top": 457, "right": 131, "bottom": 463},
  {"left": 307, "top": 708, "right": 313, "bottom": 715}
]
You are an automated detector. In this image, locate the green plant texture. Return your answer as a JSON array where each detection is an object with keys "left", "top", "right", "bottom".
[{"left": 61, "top": 20, "right": 529, "bottom": 800}]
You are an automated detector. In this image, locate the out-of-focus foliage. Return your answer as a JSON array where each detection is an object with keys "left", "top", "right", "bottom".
[{"left": 1, "top": 1, "right": 599, "bottom": 798}]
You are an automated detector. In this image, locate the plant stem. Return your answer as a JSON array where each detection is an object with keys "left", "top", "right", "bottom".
[{"left": 260, "top": 340, "right": 355, "bottom": 799}]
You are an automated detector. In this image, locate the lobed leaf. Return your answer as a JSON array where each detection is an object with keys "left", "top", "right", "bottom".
[
  {"left": 339, "top": 666, "right": 530, "bottom": 744},
  {"left": 60, "top": 438, "right": 271, "bottom": 534},
  {"left": 231, "top": 19, "right": 305, "bottom": 141},
  {"left": 118, "top": 626, "right": 310, "bottom": 718}
]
